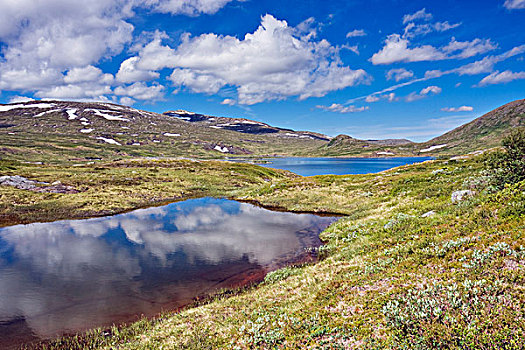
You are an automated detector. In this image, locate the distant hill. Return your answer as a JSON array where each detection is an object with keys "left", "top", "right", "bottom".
[
  {"left": 415, "top": 99, "right": 525, "bottom": 155},
  {"left": 0, "top": 100, "right": 330, "bottom": 163},
  {"left": 164, "top": 110, "right": 330, "bottom": 140},
  {"left": 320, "top": 99, "right": 525, "bottom": 157},
  {"left": 0, "top": 99, "right": 523, "bottom": 163}
]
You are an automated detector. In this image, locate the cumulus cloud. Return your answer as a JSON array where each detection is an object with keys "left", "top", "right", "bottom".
[
  {"left": 8, "top": 96, "right": 34, "bottom": 103},
  {"left": 221, "top": 98, "right": 236, "bottom": 105},
  {"left": 316, "top": 103, "right": 369, "bottom": 113},
  {"left": 402, "top": 8, "right": 433, "bottom": 24},
  {"left": 386, "top": 68, "right": 414, "bottom": 82},
  {"left": 371, "top": 34, "right": 496, "bottom": 65},
  {"left": 0, "top": 0, "right": 134, "bottom": 92},
  {"left": 125, "top": 14, "right": 370, "bottom": 104},
  {"left": 346, "top": 29, "right": 366, "bottom": 38},
  {"left": 406, "top": 85, "right": 441, "bottom": 102},
  {"left": 114, "top": 82, "right": 165, "bottom": 100},
  {"left": 504, "top": 0, "right": 525, "bottom": 9},
  {"left": 365, "top": 95, "right": 380, "bottom": 103},
  {"left": 478, "top": 70, "right": 525, "bottom": 86},
  {"left": 116, "top": 57, "right": 160, "bottom": 83},
  {"left": 0, "top": 0, "right": 239, "bottom": 101},
  {"left": 441, "top": 106, "right": 473, "bottom": 112}
]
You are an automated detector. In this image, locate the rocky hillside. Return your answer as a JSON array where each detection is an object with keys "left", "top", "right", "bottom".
[
  {"left": 0, "top": 100, "right": 330, "bottom": 163},
  {"left": 164, "top": 110, "right": 329, "bottom": 140}
]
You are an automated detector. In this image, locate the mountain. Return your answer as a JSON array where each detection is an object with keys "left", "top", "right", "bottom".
[
  {"left": 320, "top": 99, "right": 525, "bottom": 157},
  {"left": 0, "top": 100, "right": 329, "bottom": 163},
  {"left": 0, "top": 99, "right": 523, "bottom": 163},
  {"left": 415, "top": 98, "right": 525, "bottom": 155},
  {"left": 164, "top": 110, "right": 330, "bottom": 140}
]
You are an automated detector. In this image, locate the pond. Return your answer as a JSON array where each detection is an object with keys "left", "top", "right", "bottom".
[
  {"left": 251, "top": 157, "right": 433, "bottom": 176},
  {"left": 0, "top": 198, "right": 337, "bottom": 348}
]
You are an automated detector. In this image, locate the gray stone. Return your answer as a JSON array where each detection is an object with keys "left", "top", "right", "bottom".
[{"left": 451, "top": 190, "right": 475, "bottom": 203}]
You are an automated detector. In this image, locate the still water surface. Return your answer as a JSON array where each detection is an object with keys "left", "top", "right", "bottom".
[
  {"left": 254, "top": 157, "right": 433, "bottom": 176},
  {"left": 0, "top": 197, "right": 336, "bottom": 348}
]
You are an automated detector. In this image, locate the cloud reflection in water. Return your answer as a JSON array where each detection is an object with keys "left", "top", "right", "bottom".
[{"left": 0, "top": 197, "right": 336, "bottom": 346}]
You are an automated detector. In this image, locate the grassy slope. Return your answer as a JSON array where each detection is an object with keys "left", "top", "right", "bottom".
[
  {"left": 29, "top": 155, "right": 524, "bottom": 349},
  {"left": 0, "top": 159, "right": 291, "bottom": 227}
]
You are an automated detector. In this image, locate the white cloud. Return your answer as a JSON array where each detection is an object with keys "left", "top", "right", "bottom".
[
  {"left": 64, "top": 66, "right": 114, "bottom": 85},
  {"left": 352, "top": 45, "right": 525, "bottom": 106},
  {"left": 141, "top": 0, "right": 237, "bottom": 16},
  {"left": 420, "top": 85, "right": 442, "bottom": 94},
  {"left": 403, "top": 8, "right": 433, "bottom": 24},
  {"left": 346, "top": 29, "right": 366, "bottom": 38},
  {"left": 0, "top": 0, "right": 238, "bottom": 100},
  {"left": 127, "top": 14, "right": 370, "bottom": 104},
  {"left": 371, "top": 34, "right": 495, "bottom": 65},
  {"left": 114, "top": 82, "right": 165, "bottom": 100},
  {"left": 120, "top": 96, "right": 136, "bottom": 106},
  {"left": 442, "top": 37, "right": 497, "bottom": 59},
  {"left": 386, "top": 68, "right": 414, "bottom": 82},
  {"left": 0, "top": 0, "right": 134, "bottom": 92},
  {"left": 316, "top": 103, "right": 369, "bottom": 113},
  {"left": 370, "top": 34, "right": 446, "bottom": 65},
  {"left": 365, "top": 95, "right": 380, "bottom": 103},
  {"left": 116, "top": 57, "right": 160, "bottom": 83},
  {"left": 221, "top": 98, "right": 236, "bottom": 105},
  {"left": 8, "top": 96, "right": 35, "bottom": 103},
  {"left": 441, "top": 106, "right": 473, "bottom": 112},
  {"left": 478, "top": 70, "right": 525, "bottom": 86},
  {"left": 384, "top": 92, "right": 397, "bottom": 102},
  {"left": 403, "top": 21, "right": 461, "bottom": 39},
  {"left": 406, "top": 85, "right": 441, "bottom": 102},
  {"left": 504, "top": 0, "right": 525, "bottom": 9},
  {"left": 35, "top": 83, "right": 113, "bottom": 101}
]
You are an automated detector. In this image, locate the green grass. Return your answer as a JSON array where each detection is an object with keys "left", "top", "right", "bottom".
[
  {"left": 17, "top": 153, "right": 524, "bottom": 349},
  {"left": 0, "top": 158, "right": 291, "bottom": 226}
]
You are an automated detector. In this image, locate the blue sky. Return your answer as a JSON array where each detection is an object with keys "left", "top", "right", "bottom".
[{"left": 0, "top": 0, "right": 524, "bottom": 141}]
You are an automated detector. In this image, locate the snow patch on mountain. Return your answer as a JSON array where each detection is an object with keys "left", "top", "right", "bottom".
[
  {"left": 33, "top": 109, "right": 61, "bottom": 117},
  {"left": 85, "top": 109, "right": 129, "bottom": 122},
  {"left": 96, "top": 137, "right": 121, "bottom": 145},
  {"left": 66, "top": 109, "right": 79, "bottom": 120},
  {"left": 214, "top": 145, "right": 229, "bottom": 153},
  {"left": 0, "top": 103, "right": 56, "bottom": 112},
  {"left": 420, "top": 144, "right": 447, "bottom": 152}
]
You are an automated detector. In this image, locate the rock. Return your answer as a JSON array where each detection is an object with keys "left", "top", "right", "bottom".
[
  {"left": 0, "top": 175, "right": 78, "bottom": 193},
  {"left": 421, "top": 210, "right": 436, "bottom": 218},
  {"left": 431, "top": 169, "right": 444, "bottom": 175},
  {"left": 0, "top": 175, "right": 47, "bottom": 190},
  {"left": 451, "top": 190, "right": 475, "bottom": 203}
]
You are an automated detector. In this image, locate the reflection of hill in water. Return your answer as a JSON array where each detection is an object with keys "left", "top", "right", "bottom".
[{"left": 0, "top": 198, "right": 336, "bottom": 347}]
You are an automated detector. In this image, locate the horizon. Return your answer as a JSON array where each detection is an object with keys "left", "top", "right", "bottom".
[{"left": 0, "top": 0, "right": 524, "bottom": 142}]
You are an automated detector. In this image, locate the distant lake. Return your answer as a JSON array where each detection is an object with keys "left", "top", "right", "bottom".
[
  {"left": 253, "top": 157, "right": 433, "bottom": 176},
  {"left": 0, "top": 198, "right": 336, "bottom": 348}
]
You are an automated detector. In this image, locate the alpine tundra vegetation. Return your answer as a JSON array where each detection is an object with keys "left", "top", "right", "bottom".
[{"left": 0, "top": 0, "right": 524, "bottom": 349}]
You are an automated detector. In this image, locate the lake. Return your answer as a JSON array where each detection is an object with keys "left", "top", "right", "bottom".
[
  {"left": 252, "top": 157, "right": 433, "bottom": 176},
  {"left": 0, "top": 198, "right": 336, "bottom": 348}
]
